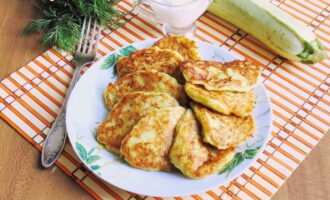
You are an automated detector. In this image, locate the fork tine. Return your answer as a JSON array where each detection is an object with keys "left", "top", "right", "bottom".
[
  {"left": 82, "top": 17, "right": 92, "bottom": 54},
  {"left": 87, "top": 19, "right": 99, "bottom": 55},
  {"left": 94, "top": 21, "right": 101, "bottom": 54},
  {"left": 76, "top": 18, "right": 87, "bottom": 54}
]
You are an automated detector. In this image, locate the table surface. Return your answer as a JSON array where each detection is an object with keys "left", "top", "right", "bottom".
[{"left": 0, "top": 1, "right": 329, "bottom": 199}]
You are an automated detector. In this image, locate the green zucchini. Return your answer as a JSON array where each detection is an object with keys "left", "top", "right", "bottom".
[{"left": 208, "top": 0, "right": 327, "bottom": 64}]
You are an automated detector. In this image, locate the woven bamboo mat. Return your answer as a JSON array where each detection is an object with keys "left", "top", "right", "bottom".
[{"left": 0, "top": 0, "right": 329, "bottom": 199}]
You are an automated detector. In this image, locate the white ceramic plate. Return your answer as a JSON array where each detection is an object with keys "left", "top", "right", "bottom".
[{"left": 66, "top": 39, "right": 272, "bottom": 197}]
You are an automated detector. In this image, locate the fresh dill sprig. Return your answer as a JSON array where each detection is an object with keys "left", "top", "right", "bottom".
[{"left": 22, "top": 0, "right": 124, "bottom": 52}]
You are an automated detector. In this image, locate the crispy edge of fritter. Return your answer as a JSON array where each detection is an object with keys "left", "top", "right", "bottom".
[
  {"left": 184, "top": 82, "right": 256, "bottom": 117},
  {"left": 191, "top": 102, "right": 255, "bottom": 149},
  {"left": 120, "top": 107, "right": 186, "bottom": 171},
  {"left": 104, "top": 70, "right": 188, "bottom": 109},
  {"left": 169, "top": 109, "right": 236, "bottom": 178},
  {"left": 97, "top": 120, "right": 122, "bottom": 154},
  {"left": 154, "top": 35, "right": 202, "bottom": 61}
]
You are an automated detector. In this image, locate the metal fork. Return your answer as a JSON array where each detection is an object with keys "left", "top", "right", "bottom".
[{"left": 41, "top": 17, "right": 100, "bottom": 168}]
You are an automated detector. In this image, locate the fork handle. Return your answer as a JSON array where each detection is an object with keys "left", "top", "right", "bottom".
[{"left": 41, "top": 65, "right": 84, "bottom": 168}]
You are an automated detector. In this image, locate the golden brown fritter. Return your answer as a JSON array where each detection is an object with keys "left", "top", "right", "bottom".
[
  {"left": 184, "top": 82, "right": 256, "bottom": 117},
  {"left": 180, "top": 60, "right": 261, "bottom": 92},
  {"left": 154, "top": 35, "right": 202, "bottom": 61},
  {"left": 116, "top": 46, "right": 184, "bottom": 79},
  {"left": 169, "top": 109, "right": 236, "bottom": 179},
  {"left": 191, "top": 103, "right": 255, "bottom": 149},
  {"left": 121, "top": 107, "right": 185, "bottom": 171},
  {"left": 104, "top": 70, "right": 188, "bottom": 109},
  {"left": 97, "top": 92, "right": 179, "bottom": 154}
]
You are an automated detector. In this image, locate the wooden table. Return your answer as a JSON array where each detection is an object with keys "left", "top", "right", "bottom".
[{"left": 0, "top": 1, "right": 329, "bottom": 199}]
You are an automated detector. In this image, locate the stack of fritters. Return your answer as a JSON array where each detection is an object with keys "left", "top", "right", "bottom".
[
  {"left": 98, "top": 35, "right": 199, "bottom": 170},
  {"left": 96, "top": 35, "right": 262, "bottom": 179},
  {"left": 168, "top": 60, "right": 261, "bottom": 178},
  {"left": 180, "top": 60, "right": 261, "bottom": 150}
]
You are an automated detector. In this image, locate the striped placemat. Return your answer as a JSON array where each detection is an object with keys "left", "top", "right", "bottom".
[{"left": 0, "top": 0, "right": 329, "bottom": 199}]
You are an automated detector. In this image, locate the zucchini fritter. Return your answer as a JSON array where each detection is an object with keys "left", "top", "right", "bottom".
[
  {"left": 170, "top": 109, "right": 236, "bottom": 179},
  {"left": 154, "top": 35, "right": 202, "bottom": 61},
  {"left": 185, "top": 82, "right": 256, "bottom": 117},
  {"left": 191, "top": 103, "right": 255, "bottom": 149},
  {"left": 97, "top": 92, "right": 179, "bottom": 154},
  {"left": 104, "top": 70, "right": 187, "bottom": 109},
  {"left": 116, "top": 46, "right": 184, "bottom": 79},
  {"left": 180, "top": 60, "right": 261, "bottom": 92},
  {"left": 121, "top": 107, "right": 185, "bottom": 171}
]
